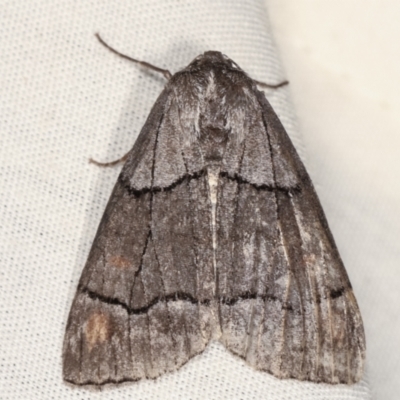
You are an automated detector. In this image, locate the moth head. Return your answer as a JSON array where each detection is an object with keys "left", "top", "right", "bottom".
[{"left": 188, "top": 51, "right": 243, "bottom": 72}]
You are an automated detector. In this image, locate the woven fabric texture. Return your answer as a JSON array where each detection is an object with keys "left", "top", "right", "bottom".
[{"left": 0, "top": 1, "right": 371, "bottom": 399}]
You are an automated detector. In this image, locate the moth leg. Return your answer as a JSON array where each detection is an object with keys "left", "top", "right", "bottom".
[
  {"left": 89, "top": 151, "right": 130, "bottom": 168},
  {"left": 95, "top": 33, "right": 172, "bottom": 80},
  {"left": 254, "top": 79, "right": 289, "bottom": 89}
]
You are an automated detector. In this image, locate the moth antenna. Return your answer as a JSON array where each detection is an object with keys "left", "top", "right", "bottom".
[
  {"left": 89, "top": 151, "right": 130, "bottom": 168},
  {"left": 95, "top": 33, "right": 172, "bottom": 80},
  {"left": 254, "top": 79, "right": 289, "bottom": 89}
]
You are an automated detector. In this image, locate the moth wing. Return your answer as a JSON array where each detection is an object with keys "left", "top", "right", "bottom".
[
  {"left": 216, "top": 89, "right": 365, "bottom": 384},
  {"left": 63, "top": 89, "right": 215, "bottom": 385}
]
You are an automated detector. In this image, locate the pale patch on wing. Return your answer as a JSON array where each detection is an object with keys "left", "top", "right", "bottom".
[
  {"left": 84, "top": 312, "right": 112, "bottom": 351},
  {"left": 207, "top": 166, "right": 220, "bottom": 295},
  {"left": 107, "top": 255, "right": 132, "bottom": 270}
]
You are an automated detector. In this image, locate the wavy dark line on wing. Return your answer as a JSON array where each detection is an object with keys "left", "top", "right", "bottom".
[
  {"left": 78, "top": 285, "right": 348, "bottom": 316},
  {"left": 220, "top": 171, "right": 301, "bottom": 194},
  {"left": 119, "top": 169, "right": 207, "bottom": 197}
]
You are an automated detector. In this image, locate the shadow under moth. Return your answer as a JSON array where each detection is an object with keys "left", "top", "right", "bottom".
[{"left": 63, "top": 35, "right": 365, "bottom": 386}]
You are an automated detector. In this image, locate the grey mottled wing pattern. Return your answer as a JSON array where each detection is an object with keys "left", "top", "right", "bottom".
[
  {"left": 63, "top": 89, "right": 215, "bottom": 385},
  {"left": 216, "top": 88, "right": 365, "bottom": 384},
  {"left": 63, "top": 50, "right": 365, "bottom": 386}
]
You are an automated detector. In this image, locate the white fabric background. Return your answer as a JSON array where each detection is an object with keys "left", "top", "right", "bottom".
[{"left": 3, "top": 0, "right": 397, "bottom": 399}]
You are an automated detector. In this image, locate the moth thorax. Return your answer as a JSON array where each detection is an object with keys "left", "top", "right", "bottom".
[
  {"left": 199, "top": 109, "right": 229, "bottom": 163},
  {"left": 198, "top": 126, "right": 229, "bottom": 163}
]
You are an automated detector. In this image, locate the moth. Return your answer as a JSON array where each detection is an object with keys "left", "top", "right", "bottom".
[{"left": 63, "top": 34, "right": 365, "bottom": 386}]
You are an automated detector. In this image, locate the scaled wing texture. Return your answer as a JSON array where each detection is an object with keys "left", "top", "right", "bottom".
[{"left": 63, "top": 51, "right": 365, "bottom": 386}]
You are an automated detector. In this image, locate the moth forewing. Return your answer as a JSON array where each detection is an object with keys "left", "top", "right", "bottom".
[{"left": 63, "top": 48, "right": 365, "bottom": 386}]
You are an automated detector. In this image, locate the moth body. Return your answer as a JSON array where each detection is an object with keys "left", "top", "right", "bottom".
[{"left": 63, "top": 51, "right": 365, "bottom": 386}]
